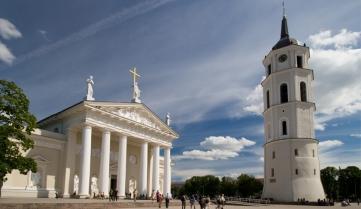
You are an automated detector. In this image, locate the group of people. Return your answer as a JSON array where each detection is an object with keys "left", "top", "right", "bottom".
[
  {"left": 151, "top": 190, "right": 171, "bottom": 208},
  {"left": 180, "top": 194, "right": 225, "bottom": 209},
  {"left": 108, "top": 189, "right": 119, "bottom": 201}
]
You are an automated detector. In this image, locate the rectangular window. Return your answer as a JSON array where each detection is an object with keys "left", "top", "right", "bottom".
[
  {"left": 314, "top": 169, "right": 316, "bottom": 175},
  {"left": 297, "top": 56, "right": 303, "bottom": 68},
  {"left": 272, "top": 151, "right": 275, "bottom": 159},
  {"left": 282, "top": 121, "right": 287, "bottom": 135},
  {"left": 295, "top": 169, "right": 298, "bottom": 175},
  {"left": 294, "top": 149, "right": 298, "bottom": 156},
  {"left": 266, "top": 91, "right": 270, "bottom": 108},
  {"left": 271, "top": 168, "right": 274, "bottom": 177},
  {"left": 312, "top": 149, "right": 315, "bottom": 157},
  {"left": 270, "top": 179, "right": 276, "bottom": 183},
  {"left": 267, "top": 64, "right": 271, "bottom": 75}
]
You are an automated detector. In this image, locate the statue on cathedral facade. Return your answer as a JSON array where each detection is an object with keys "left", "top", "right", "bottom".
[{"left": 85, "top": 75, "right": 95, "bottom": 101}]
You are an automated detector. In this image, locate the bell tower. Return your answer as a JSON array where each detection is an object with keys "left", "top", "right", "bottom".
[{"left": 261, "top": 12, "right": 325, "bottom": 202}]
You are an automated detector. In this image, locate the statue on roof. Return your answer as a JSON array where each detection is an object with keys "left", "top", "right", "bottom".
[
  {"left": 85, "top": 75, "right": 95, "bottom": 101},
  {"left": 166, "top": 112, "right": 171, "bottom": 126}
]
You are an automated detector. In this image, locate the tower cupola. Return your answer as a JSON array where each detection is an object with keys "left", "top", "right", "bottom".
[{"left": 272, "top": 15, "right": 298, "bottom": 50}]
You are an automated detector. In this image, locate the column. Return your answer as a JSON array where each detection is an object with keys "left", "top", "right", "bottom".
[
  {"left": 147, "top": 151, "right": 153, "bottom": 197},
  {"left": 99, "top": 130, "right": 111, "bottom": 196},
  {"left": 163, "top": 147, "right": 171, "bottom": 197},
  {"left": 139, "top": 141, "right": 148, "bottom": 195},
  {"left": 79, "top": 125, "right": 92, "bottom": 198},
  {"left": 117, "top": 135, "right": 127, "bottom": 198},
  {"left": 63, "top": 129, "right": 77, "bottom": 197},
  {"left": 152, "top": 145, "right": 160, "bottom": 192}
]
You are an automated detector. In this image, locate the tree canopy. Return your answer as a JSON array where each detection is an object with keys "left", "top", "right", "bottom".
[
  {"left": 174, "top": 174, "right": 263, "bottom": 198},
  {"left": 0, "top": 80, "right": 37, "bottom": 197},
  {"left": 321, "top": 166, "right": 361, "bottom": 201}
]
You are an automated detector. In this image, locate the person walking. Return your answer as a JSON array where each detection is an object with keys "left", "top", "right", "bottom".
[
  {"left": 133, "top": 189, "right": 137, "bottom": 202},
  {"left": 158, "top": 194, "right": 164, "bottom": 208},
  {"left": 165, "top": 193, "right": 170, "bottom": 208},
  {"left": 114, "top": 189, "right": 118, "bottom": 201},
  {"left": 109, "top": 189, "right": 113, "bottom": 202},
  {"left": 189, "top": 194, "right": 196, "bottom": 209},
  {"left": 181, "top": 194, "right": 186, "bottom": 209}
]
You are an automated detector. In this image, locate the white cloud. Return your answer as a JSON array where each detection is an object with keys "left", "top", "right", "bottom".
[
  {"left": 175, "top": 149, "right": 239, "bottom": 161},
  {"left": 0, "top": 41, "right": 15, "bottom": 64},
  {"left": 0, "top": 18, "right": 22, "bottom": 40},
  {"left": 243, "top": 78, "right": 264, "bottom": 115},
  {"left": 350, "top": 134, "right": 361, "bottom": 138},
  {"left": 310, "top": 30, "right": 361, "bottom": 130},
  {"left": 309, "top": 29, "right": 361, "bottom": 49},
  {"left": 172, "top": 168, "right": 216, "bottom": 181},
  {"left": 319, "top": 140, "right": 344, "bottom": 152},
  {"left": 200, "top": 136, "right": 256, "bottom": 152},
  {"left": 174, "top": 136, "right": 256, "bottom": 161}
]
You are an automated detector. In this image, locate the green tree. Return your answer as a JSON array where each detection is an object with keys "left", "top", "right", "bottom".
[
  {"left": 237, "top": 174, "right": 263, "bottom": 197},
  {"left": 183, "top": 175, "right": 220, "bottom": 197},
  {"left": 0, "top": 80, "right": 37, "bottom": 197},
  {"left": 338, "top": 166, "right": 361, "bottom": 200},
  {"left": 320, "top": 166, "right": 339, "bottom": 200},
  {"left": 220, "top": 176, "right": 238, "bottom": 196}
]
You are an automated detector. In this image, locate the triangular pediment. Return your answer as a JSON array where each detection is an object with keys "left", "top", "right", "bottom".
[{"left": 85, "top": 101, "right": 178, "bottom": 138}]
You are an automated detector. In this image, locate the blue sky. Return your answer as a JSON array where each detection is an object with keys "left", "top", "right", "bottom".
[{"left": 0, "top": 0, "right": 360, "bottom": 181}]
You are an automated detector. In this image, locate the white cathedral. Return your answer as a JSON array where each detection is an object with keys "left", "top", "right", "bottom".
[
  {"left": 1, "top": 68, "right": 178, "bottom": 198},
  {"left": 261, "top": 14, "right": 325, "bottom": 201}
]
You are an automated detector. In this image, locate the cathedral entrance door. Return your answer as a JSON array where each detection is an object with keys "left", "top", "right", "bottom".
[{"left": 110, "top": 175, "right": 117, "bottom": 190}]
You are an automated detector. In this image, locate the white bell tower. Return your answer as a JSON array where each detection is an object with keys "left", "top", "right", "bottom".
[{"left": 261, "top": 13, "right": 325, "bottom": 202}]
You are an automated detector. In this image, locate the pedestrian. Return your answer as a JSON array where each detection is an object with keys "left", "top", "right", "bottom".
[
  {"left": 358, "top": 198, "right": 360, "bottom": 206},
  {"left": 220, "top": 194, "right": 225, "bottom": 209},
  {"left": 159, "top": 194, "right": 164, "bottom": 208},
  {"left": 181, "top": 194, "right": 186, "bottom": 209},
  {"left": 114, "top": 189, "right": 118, "bottom": 201},
  {"left": 165, "top": 193, "right": 170, "bottom": 208},
  {"left": 156, "top": 190, "right": 160, "bottom": 203},
  {"left": 109, "top": 189, "right": 113, "bottom": 202},
  {"left": 189, "top": 194, "right": 196, "bottom": 209},
  {"left": 152, "top": 190, "right": 156, "bottom": 203},
  {"left": 133, "top": 189, "right": 137, "bottom": 202}
]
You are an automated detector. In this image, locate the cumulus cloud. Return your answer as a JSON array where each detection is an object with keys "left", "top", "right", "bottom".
[
  {"left": 0, "top": 41, "right": 15, "bottom": 64},
  {"left": 310, "top": 29, "right": 361, "bottom": 130},
  {"left": 350, "top": 134, "right": 361, "bottom": 138},
  {"left": 243, "top": 29, "right": 361, "bottom": 131},
  {"left": 200, "top": 136, "right": 256, "bottom": 151},
  {"left": 0, "top": 18, "right": 22, "bottom": 65},
  {"left": 309, "top": 29, "right": 361, "bottom": 49},
  {"left": 319, "top": 140, "right": 344, "bottom": 152},
  {"left": 174, "top": 136, "right": 256, "bottom": 161},
  {"left": 243, "top": 78, "right": 264, "bottom": 115},
  {"left": 0, "top": 18, "right": 22, "bottom": 40}
]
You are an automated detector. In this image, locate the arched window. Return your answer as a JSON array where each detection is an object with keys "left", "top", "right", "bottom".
[
  {"left": 282, "top": 121, "right": 287, "bottom": 135},
  {"left": 300, "top": 82, "right": 307, "bottom": 102},
  {"left": 280, "top": 83, "right": 288, "bottom": 103},
  {"left": 294, "top": 149, "right": 298, "bottom": 156},
  {"left": 266, "top": 90, "right": 270, "bottom": 108}
]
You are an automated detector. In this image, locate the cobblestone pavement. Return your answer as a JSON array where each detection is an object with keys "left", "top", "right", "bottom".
[{"left": 0, "top": 198, "right": 360, "bottom": 209}]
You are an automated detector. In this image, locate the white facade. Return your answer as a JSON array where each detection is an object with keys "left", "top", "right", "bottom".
[
  {"left": 261, "top": 15, "right": 325, "bottom": 202},
  {"left": 1, "top": 101, "right": 178, "bottom": 198}
]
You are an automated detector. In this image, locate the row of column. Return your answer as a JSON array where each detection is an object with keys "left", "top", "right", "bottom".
[{"left": 65, "top": 125, "right": 171, "bottom": 198}]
